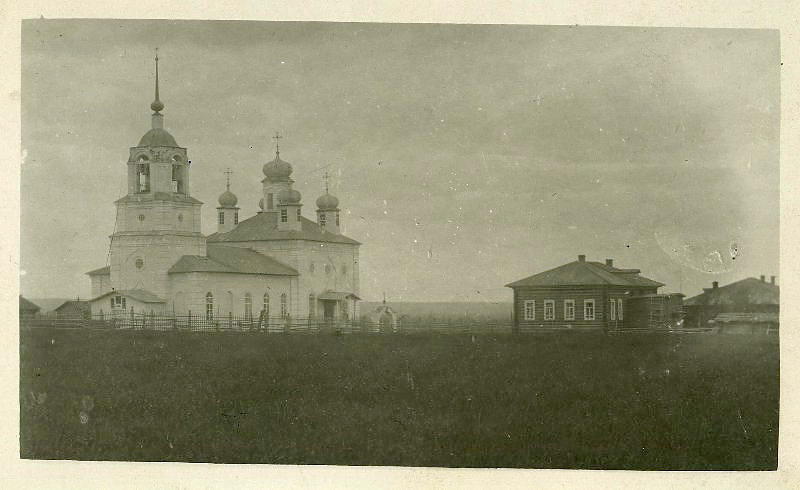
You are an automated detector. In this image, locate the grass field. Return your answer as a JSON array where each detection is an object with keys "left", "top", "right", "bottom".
[{"left": 19, "top": 328, "right": 778, "bottom": 469}]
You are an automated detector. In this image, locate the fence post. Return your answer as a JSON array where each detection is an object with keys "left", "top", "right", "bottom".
[
  {"left": 228, "top": 312, "right": 233, "bottom": 331},
  {"left": 188, "top": 310, "right": 192, "bottom": 332}
]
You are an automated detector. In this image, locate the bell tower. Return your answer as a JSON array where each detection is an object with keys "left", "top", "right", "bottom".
[{"left": 108, "top": 50, "right": 206, "bottom": 300}]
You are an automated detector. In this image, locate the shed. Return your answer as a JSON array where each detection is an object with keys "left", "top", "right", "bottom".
[{"left": 19, "top": 296, "right": 41, "bottom": 319}]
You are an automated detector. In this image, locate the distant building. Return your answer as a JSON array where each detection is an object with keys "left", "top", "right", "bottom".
[
  {"left": 506, "top": 255, "right": 683, "bottom": 331},
  {"left": 367, "top": 299, "right": 401, "bottom": 332},
  {"left": 683, "top": 276, "right": 779, "bottom": 330},
  {"left": 19, "top": 296, "right": 41, "bottom": 319},
  {"left": 708, "top": 312, "right": 779, "bottom": 335},
  {"left": 54, "top": 300, "right": 91, "bottom": 319}
]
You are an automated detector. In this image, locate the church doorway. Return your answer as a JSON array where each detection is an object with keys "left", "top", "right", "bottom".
[{"left": 322, "top": 301, "right": 336, "bottom": 321}]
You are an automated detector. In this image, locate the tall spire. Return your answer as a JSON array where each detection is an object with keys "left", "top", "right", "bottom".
[
  {"left": 150, "top": 48, "right": 164, "bottom": 113},
  {"left": 323, "top": 170, "right": 330, "bottom": 194},
  {"left": 224, "top": 168, "right": 233, "bottom": 191}
]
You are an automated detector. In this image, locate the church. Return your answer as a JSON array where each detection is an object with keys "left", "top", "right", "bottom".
[{"left": 85, "top": 56, "right": 361, "bottom": 322}]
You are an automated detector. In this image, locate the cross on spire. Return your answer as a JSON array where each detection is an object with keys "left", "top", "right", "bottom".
[
  {"left": 151, "top": 48, "right": 164, "bottom": 113},
  {"left": 224, "top": 168, "right": 233, "bottom": 190},
  {"left": 323, "top": 170, "right": 330, "bottom": 194},
  {"left": 272, "top": 131, "right": 283, "bottom": 156}
]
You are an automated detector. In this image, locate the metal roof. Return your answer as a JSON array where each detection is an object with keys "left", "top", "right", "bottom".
[
  {"left": 86, "top": 265, "right": 110, "bottom": 276},
  {"left": 89, "top": 289, "right": 166, "bottom": 304},
  {"left": 207, "top": 211, "right": 360, "bottom": 245},
  {"left": 168, "top": 245, "right": 298, "bottom": 276},
  {"left": 684, "top": 277, "right": 779, "bottom": 306},
  {"left": 506, "top": 259, "right": 664, "bottom": 288}
]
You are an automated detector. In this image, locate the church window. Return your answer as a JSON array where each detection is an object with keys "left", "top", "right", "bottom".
[
  {"left": 325, "top": 264, "right": 332, "bottom": 275},
  {"left": 263, "top": 292, "right": 270, "bottom": 318},
  {"left": 280, "top": 209, "right": 288, "bottom": 223},
  {"left": 280, "top": 293, "right": 287, "bottom": 318},
  {"left": 206, "top": 292, "right": 214, "bottom": 320},
  {"left": 336, "top": 212, "right": 340, "bottom": 227},
  {"left": 309, "top": 263, "right": 315, "bottom": 273},
  {"left": 218, "top": 212, "right": 225, "bottom": 225},
  {"left": 138, "top": 214, "right": 145, "bottom": 222},
  {"left": 341, "top": 300, "right": 349, "bottom": 320},
  {"left": 319, "top": 213, "right": 326, "bottom": 228},
  {"left": 178, "top": 213, "right": 183, "bottom": 222},
  {"left": 308, "top": 294, "right": 315, "bottom": 319},
  {"left": 234, "top": 212, "right": 239, "bottom": 225},
  {"left": 297, "top": 208, "right": 301, "bottom": 221},
  {"left": 341, "top": 265, "right": 347, "bottom": 275},
  {"left": 244, "top": 293, "right": 252, "bottom": 320},
  {"left": 135, "top": 258, "right": 144, "bottom": 269},
  {"left": 171, "top": 163, "right": 185, "bottom": 194},
  {"left": 267, "top": 193, "right": 274, "bottom": 210}
]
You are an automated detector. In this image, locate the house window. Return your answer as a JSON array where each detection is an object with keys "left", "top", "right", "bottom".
[
  {"left": 263, "top": 292, "right": 270, "bottom": 318},
  {"left": 280, "top": 209, "right": 288, "bottom": 223},
  {"left": 111, "top": 295, "right": 126, "bottom": 309},
  {"left": 267, "top": 193, "right": 274, "bottom": 210},
  {"left": 584, "top": 299, "right": 595, "bottom": 321},
  {"left": 280, "top": 293, "right": 288, "bottom": 318},
  {"left": 618, "top": 299, "right": 624, "bottom": 321},
  {"left": 244, "top": 293, "right": 252, "bottom": 320},
  {"left": 206, "top": 292, "right": 213, "bottom": 320},
  {"left": 319, "top": 213, "right": 326, "bottom": 228},
  {"left": 564, "top": 300, "right": 575, "bottom": 320},
  {"left": 218, "top": 212, "right": 225, "bottom": 225},
  {"left": 609, "top": 299, "right": 616, "bottom": 321},
  {"left": 234, "top": 212, "right": 239, "bottom": 225},
  {"left": 544, "top": 300, "right": 555, "bottom": 320},
  {"left": 308, "top": 294, "right": 316, "bottom": 319},
  {"left": 523, "top": 300, "right": 535, "bottom": 320}
]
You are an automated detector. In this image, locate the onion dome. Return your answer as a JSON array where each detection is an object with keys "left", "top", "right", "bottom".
[
  {"left": 262, "top": 154, "right": 293, "bottom": 181},
  {"left": 138, "top": 128, "right": 178, "bottom": 147},
  {"left": 218, "top": 189, "right": 238, "bottom": 207},
  {"left": 316, "top": 193, "right": 339, "bottom": 210},
  {"left": 277, "top": 188, "right": 302, "bottom": 205},
  {"left": 258, "top": 198, "right": 265, "bottom": 210}
]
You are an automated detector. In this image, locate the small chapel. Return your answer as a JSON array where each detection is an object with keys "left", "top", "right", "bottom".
[{"left": 85, "top": 55, "right": 361, "bottom": 322}]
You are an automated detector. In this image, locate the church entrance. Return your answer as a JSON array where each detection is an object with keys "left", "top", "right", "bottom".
[{"left": 322, "top": 301, "right": 336, "bottom": 321}]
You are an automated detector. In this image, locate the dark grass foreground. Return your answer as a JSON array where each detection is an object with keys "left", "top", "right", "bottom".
[{"left": 20, "top": 328, "right": 778, "bottom": 469}]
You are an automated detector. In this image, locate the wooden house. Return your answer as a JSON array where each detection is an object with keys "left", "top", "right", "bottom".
[{"left": 506, "top": 255, "right": 681, "bottom": 332}]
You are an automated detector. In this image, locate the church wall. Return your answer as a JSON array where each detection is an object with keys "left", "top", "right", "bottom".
[
  {"left": 168, "top": 272, "right": 298, "bottom": 318},
  {"left": 118, "top": 201, "right": 201, "bottom": 234},
  {"left": 109, "top": 233, "right": 206, "bottom": 300}
]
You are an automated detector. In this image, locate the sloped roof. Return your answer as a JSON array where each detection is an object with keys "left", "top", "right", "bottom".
[
  {"left": 55, "top": 300, "right": 90, "bottom": 312},
  {"left": 89, "top": 289, "right": 166, "bottom": 304},
  {"left": 19, "top": 296, "right": 41, "bottom": 312},
  {"left": 684, "top": 277, "right": 779, "bottom": 306},
  {"left": 207, "top": 211, "right": 360, "bottom": 245},
  {"left": 168, "top": 245, "right": 298, "bottom": 276},
  {"left": 86, "top": 265, "right": 110, "bottom": 276},
  {"left": 506, "top": 259, "right": 664, "bottom": 288},
  {"left": 115, "top": 193, "right": 202, "bottom": 205},
  {"left": 710, "top": 312, "right": 779, "bottom": 324}
]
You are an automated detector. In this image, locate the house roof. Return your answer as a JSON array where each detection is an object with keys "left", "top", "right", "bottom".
[
  {"left": 506, "top": 259, "right": 664, "bottom": 288},
  {"left": 684, "top": 277, "right": 779, "bottom": 306},
  {"left": 55, "top": 300, "right": 90, "bottom": 312},
  {"left": 168, "top": 244, "right": 298, "bottom": 276},
  {"left": 19, "top": 296, "right": 41, "bottom": 312},
  {"left": 115, "top": 192, "right": 202, "bottom": 205},
  {"left": 89, "top": 289, "right": 166, "bottom": 304},
  {"left": 709, "top": 312, "right": 779, "bottom": 324},
  {"left": 207, "top": 211, "right": 360, "bottom": 245},
  {"left": 317, "top": 291, "right": 361, "bottom": 301},
  {"left": 86, "top": 265, "right": 110, "bottom": 276}
]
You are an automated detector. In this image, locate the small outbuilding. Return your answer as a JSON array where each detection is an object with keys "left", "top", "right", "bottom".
[
  {"left": 708, "top": 312, "right": 779, "bottom": 335},
  {"left": 54, "top": 300, "right": 91, "bottom": 319},
  {"left": 368, "top": 301, "right": 401, "bottom": 332},
  {"left": 19, "top": 296, "right": 41, "bottom": 319}
]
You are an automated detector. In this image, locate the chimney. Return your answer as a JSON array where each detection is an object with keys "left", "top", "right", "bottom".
[
  {"left": 712, "top": 281, "right": 718, "bottom": 289},
  {"left": 760, "top": 275, "right": 765, "bottom": 282},
  {"left": 605, "top": 258, "right": 613, "bottom": 267},
  {"left": 770, "top": 276, "right": 776, "bottom": 285},
  {"left": 578, "top": 254, "right": 586, "bottom": 262}
]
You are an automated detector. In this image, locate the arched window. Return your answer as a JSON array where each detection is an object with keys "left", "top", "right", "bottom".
[
  {"left": 137, "top": 161, "right": 150, "bottom": 193},
  {"left": 308, "top": 293, "right": 316, "bottom": 319},
  {"left": 296, "top": 208, "right": 301, "bottom": 220},
  {"left": 244, "top": 293, "right": 252, "bottom": 320},
  {"left": 280, "top": 293, "right": 287, "bottom": 318},
  {"left": 319, "top": 213, "right": 326, "bottom": 228},
  {"left": 205, "top": 292, "right": 214, "bottom": 320},
  {"left": 263, "top": 292, "right": 270, "bottom": 318}
]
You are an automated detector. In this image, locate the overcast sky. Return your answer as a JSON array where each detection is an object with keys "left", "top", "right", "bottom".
[{"left": 20, "top": 20, "right": 779, "bottom": 302}]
